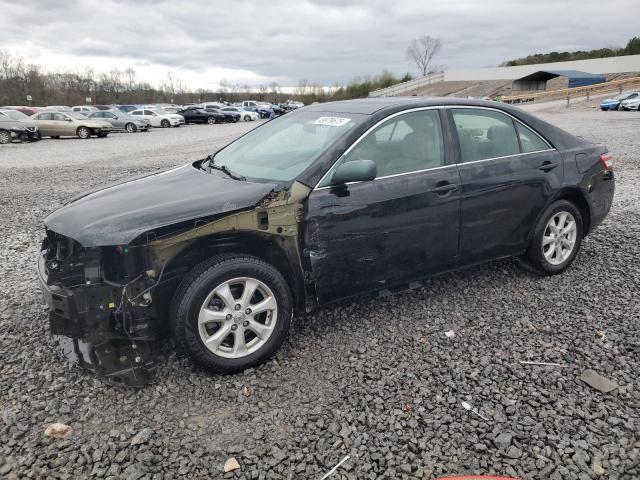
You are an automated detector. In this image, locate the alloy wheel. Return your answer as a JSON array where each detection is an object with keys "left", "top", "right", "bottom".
[
  {"left": 0, "top": 131, "right": 10, "bottom": 144},
  {"left": 198, "top": 277, "right": 278, "bottom": 358},
  {"left": 542, "top": 211, "right": 577, "bottom": 265},
  {"left": 78, "top": 127, "right": 90, "bottom": 139}
]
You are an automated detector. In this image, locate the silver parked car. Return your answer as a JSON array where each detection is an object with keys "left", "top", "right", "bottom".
[{"left": 89, "top": 110, "right": 150, "bottom": 132}]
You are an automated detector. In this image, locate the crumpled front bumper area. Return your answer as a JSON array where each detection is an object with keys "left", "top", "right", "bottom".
[{"left": 37, "top": 235, "right": 158, "bottom": 387}]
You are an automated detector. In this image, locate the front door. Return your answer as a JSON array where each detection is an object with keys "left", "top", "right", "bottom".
[
  {"left": 448, "top": 107, "right": 563, "bottom": 262},
  {"left": 304, "top": 108, "right": 461, "bottom": 304}
]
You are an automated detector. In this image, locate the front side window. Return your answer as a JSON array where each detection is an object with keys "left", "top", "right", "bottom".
[
  {"left": 213, "top": 111, "right": 365, "bottom": 182},
  {"left": 53, "top": 113, "right": 68, "bottom": 121},
  {"left": 38, "top": 113, "right": 53, "bottom": 120},
  {"left": 452, "top": 109, "right": 520, "bottom": 162},
  {"left": 319, "top": 109, "right": 444, "bottom": 186}
]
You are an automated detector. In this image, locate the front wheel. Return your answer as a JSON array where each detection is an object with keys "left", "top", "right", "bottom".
[
  {"left": 125, "top": 122, "right": 137, "bottom": 133},
  {"left": 171, "top": 255, "right": 292, "bottom": 373},
  {"left": 0, "top": 130, "right": 10, "bottom": 144},
  {"left": 161, "top": 119, "right": 170, "bottom": 128},
  {"left": 520, "top": 200, "right": 583, "bottom": 275},
  {"left": 206, "top": 116, "right": 215, "bottom": 125},
  {"left": 77, "top": 126, "right": 91, "bottom": 139},
  {"left": 244, "top": 115, "right": 251, "bottom": 122}
]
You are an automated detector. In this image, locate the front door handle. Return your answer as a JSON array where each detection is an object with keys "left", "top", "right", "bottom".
[
  {"left": 431, "top": 182, "right": 457, "bottom": 195},
  {"left": 539, "top": 161, "right": 559, "bottom": 172}
]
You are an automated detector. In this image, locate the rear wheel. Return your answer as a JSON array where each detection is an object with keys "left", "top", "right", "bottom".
[
  {"left": 520, "top": 200, "right": 583, "bottom": 275},
  {"left": 161, "top": 119, "right": 170, "bottom": 128},
  {"left": 125, "top": 122, "right": 137, "bottom": 133},
  {"left": 77, "top": 126, "right": 91, "bottom": 139},
  {"left": 0, "top": 130, "right": 10, "bottom": 144},
  {"left": 206, "top": 116, "right": 216, "bottom": 125},
  {"left": 171, "top": 255, "right": 292, "bottom": 373}
]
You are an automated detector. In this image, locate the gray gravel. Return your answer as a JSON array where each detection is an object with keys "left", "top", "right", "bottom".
[{"left": 0, "top": 112, "right": 639, "bottom": 479}]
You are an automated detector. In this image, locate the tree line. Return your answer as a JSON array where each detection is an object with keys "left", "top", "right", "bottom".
[
  {"left": 501, "top": 36, "right": 640, "bottom": 66},
  {"left": 0, "top": 49, "right": 411, "bottom": 107}
]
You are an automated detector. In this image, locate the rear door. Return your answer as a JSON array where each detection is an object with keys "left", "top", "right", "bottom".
[
  {"left": 448, "top": 107, "right": 562, "bottom": 262},
  {"left": 304, "top": 108, "right": 461, "bottom": 304}
]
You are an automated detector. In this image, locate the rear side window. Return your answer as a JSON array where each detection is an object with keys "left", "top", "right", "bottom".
[
  {"left": 452, "top": 109, "right": 520, "bottom": 162},
  {"left": 515, "top": 122, "right": 550, "bottom": 153},
  {"left": 131, "top": 111, "right": 141, "bottom": 116}
]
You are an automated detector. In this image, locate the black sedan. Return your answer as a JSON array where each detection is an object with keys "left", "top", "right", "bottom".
[
  {"left": 37, "top": 98, "right": 614, "bottom": 385},
  {"left": 178, "top": 106, "right": 225, "bottom": 125}
]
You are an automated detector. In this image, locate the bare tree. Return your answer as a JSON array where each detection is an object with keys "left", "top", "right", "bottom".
[
  {"left": 405, "top": 36, "right": 442, "bottom": 76},
  {"left": 294, "top": 78, "right": 311, "bottom": 96}
]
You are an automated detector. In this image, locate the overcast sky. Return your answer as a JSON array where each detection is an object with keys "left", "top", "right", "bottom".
[{"left": 0, "top": 0, "right": 637, "bottom": 90}]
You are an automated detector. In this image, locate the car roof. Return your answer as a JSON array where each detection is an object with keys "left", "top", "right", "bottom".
[{"left": 302, "top": 96, "right": 513, "bottom": 115}]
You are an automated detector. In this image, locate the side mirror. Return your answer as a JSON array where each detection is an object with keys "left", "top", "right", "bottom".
[{"left": 331, "top": 160, "right": 377, "bottom": 185}]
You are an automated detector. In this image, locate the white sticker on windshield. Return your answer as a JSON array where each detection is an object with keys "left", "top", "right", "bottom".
[{"left": 313, "top": 116, "right": 351, "bottom": 126}]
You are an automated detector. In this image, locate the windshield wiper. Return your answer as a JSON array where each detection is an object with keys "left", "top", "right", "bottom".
[{"left": 203, "top": 155, "right": 246, "bottom": 181}]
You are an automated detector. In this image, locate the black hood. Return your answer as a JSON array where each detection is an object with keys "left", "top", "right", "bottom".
[{"left": 45, "top": 164, "right": 278, "bottom": 247}]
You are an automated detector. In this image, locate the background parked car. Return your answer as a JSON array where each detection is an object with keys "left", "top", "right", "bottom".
[
  {"left": 620, "top": 95, "right": 640, "bottom": 111},
  {"left": 2, "top": 106, "right": 40, "bottom": 116},
  {"left": 130, "top": 108, "right": 183, "bottom": 127},
  {"left": 177, "top": 106, "right": 223, "bottom": 124},
  {"left": 241, "top": 101, "right": 272, "bottom": 118},
  {"left": 116, "top": 105, "right": 140, "bottom": 113},
  {"left": 44, "top": 105, "right": 73, "bottom": 112},
  {"left": 89, "top": 110, "right": 150, "bottom": 132},
  {"left": 0, "top": 109, "right": 41, "bottom": 141},
  {"left": 600, "top": 92, "right": 639, "bottom": 110},
  {"left": 0, "top": 120, "right": 37, "bottom": 144},
  {"left": 72, "top": 106, "right": 99, "bottom": 114},
  {"left": 30, "top": 111, "right": 112, "bottom": 139},
  {"left": 221, "top": 106, "right": 259, "bottom": 121}
]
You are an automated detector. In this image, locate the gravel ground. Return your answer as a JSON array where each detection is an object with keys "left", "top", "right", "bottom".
[{"left": 0, "top": 112, "right": 638, "bottom": 480}]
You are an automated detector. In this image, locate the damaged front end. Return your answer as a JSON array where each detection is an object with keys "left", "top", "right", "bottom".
[
  {"left": 38, "top": 230, "right": 160, "bottom": 386},
  {"left": 37, "top": 169, "right": 313, "bottom": 387}
]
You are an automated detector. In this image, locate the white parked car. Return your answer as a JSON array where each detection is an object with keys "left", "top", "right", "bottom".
[
  {"left": 620, "top": 96, "right": 640, "bottom": 111},
  {"left": 221, "top": 106, "right": 259, "bottom": 121},
  {"left": 130, "top": 108, "right": 184, "bottom": 127},
  {"left": 72, "top": 106, "right": 99, "bottom": 113}
]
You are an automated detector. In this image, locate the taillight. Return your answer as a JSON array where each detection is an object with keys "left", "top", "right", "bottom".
[{"left": 599, "top": 152, "right": 613, "bottom": 171}]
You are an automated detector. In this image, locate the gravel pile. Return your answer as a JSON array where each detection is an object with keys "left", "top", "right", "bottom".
[{"left": 0, "top": 113, "right": 638, "bottom": 479}]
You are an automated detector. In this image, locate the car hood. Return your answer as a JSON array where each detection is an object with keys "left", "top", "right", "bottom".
[{"left": 44, "top": 163, "right": 278, "bottom": 247}]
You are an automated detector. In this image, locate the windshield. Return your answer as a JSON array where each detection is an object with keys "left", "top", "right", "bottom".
[
  {"left": 212, "top": 111, "right": 365, "bottom": 182},
  {"left": 1, "top": 110, "right": 28, "bottom": 120}
]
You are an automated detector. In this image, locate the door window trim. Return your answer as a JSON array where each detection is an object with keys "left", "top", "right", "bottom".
[{"left": 314, "top": 106, "right": 448, "bottom": 190}]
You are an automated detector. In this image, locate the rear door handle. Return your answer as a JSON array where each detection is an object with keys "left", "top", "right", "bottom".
[
  {"left": 539, "top": 161, "right": 559, "bottom": 172},
  {"left": 431, "top": 182, "right": 457, "bottom": 195}
]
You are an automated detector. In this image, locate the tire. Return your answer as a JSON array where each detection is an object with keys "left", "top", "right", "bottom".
[
  {"left": 161, "top": 119, "right": 170, "bottom": 128},
  {"left": 125, "top": 122, "right": 137, "bottom": 133},
  {"left": 171, "top": 254, "right": 292, "bottom": 374},
  {"left": 244, "top": 115, "right": 251, "bottom": 122},
  {"left": 0, "top": 130, "right": 10, "bottom": 144},
  {"left": 206, "top": 116, "right": 215, "bottom": 125},
  {"left": 520, "top": 200, "right": 583, "bottom": 275},
  {"left": 77, "top": 126, "right": 91, "bottom": 139}
]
